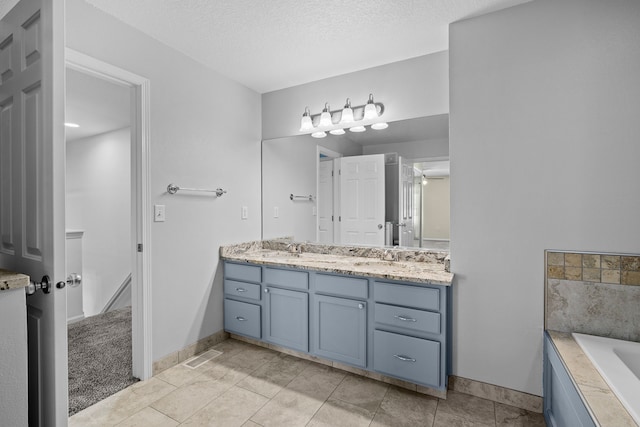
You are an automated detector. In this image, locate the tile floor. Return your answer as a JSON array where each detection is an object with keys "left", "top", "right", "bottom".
[{"left": 70, "top": 339, "right": 546, "bottom": 426}]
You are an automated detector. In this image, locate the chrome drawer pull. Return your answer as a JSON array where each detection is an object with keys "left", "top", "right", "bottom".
[
  {"left": 394, "top": 315, "right": 417, "bottom": 322},
  {"left": 236, "top": 316, "right": 247, "bottom": 321},
  {"left": 236, "top": 287, "right": 247, "bottom": 292},
  {"left": 393, "top": 354, "right": 416, "bottom": 362}
]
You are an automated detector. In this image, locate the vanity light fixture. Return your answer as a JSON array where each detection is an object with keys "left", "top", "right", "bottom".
[
  {"left": 319, "top": 103, "right": 333, "bottom": 127},
  {"left": 363, "top": 93, "right": 378, "bottom": 120},
  {"left": 299, "top": 107, "right": 313, "bottom": 132},
  {"left": 298, "top": 94, "right": 386, "bottom": 137},
  {"left": 339, "top": 98, "right": 354, "bottom": 124}
]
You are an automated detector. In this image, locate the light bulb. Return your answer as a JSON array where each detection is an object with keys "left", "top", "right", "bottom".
[
  {"left": 329, "top": 128, "right": 346, "bottom": 135},
  {"left": 339, "top": 98, "right": 354, "bottom": 124},
  {"left": 311, "top": 131, "right": 327, "bottom": 138},
  {"left": 364, "top": 93, "right": 378, "bottom": 120},
  {"left": 371, "top": 122, "right": 388, "bottom": 130},
  {"left": 299, "top": 107, "right": 314, "bottom": 132},
  {"left": 319, "top": 103, "right": 332, "bottom": 127},
  {"left": 349, "top": 126, "right": 366, "bottom": 133}
]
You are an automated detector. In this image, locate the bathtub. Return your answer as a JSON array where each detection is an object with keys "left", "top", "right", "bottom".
[{"left": 572, "top": 333, "right": 640, "bottom": 425}]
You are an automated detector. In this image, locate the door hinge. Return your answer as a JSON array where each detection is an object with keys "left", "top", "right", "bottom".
[
  {"left": 331, "top": 170, "right": 334, "bottom": 177},
  {"left": 331, "top": 215, "right": 334, "bottom": 222},
  {"left": 339, "top": 216, "right": 342, "bottom": 222},
  {"left": 137, "top": 243, "right": 143, "bottom": 252}
]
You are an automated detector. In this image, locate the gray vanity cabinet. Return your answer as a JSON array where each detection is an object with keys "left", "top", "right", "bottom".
[
  {"left": 313, "top": 294, "right": 367, "bottom": 367},
  {"left": 264, "top": 286, "right": 309, "bottom": 352},
  {"left": 223, "top": 260, "right": 451, "bottom": 393},
  {"left": 223, "top": 263, "right": 263, "bottom": 339}
]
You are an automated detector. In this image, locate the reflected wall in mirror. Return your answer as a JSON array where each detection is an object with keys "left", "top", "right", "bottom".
[{"left": 262, "top": 115, "right": 450, "bottom": 250}]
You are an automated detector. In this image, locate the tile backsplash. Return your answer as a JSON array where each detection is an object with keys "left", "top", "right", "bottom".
[{"left": 545, "top": 250, "right": 640, "bottom": 342}]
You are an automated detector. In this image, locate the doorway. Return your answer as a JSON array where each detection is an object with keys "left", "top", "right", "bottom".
[{"left": 65, "top": 49, "right": 152, "bottom": 408}]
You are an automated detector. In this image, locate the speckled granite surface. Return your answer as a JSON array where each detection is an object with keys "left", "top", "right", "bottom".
[
  {"left": 0, "top": 268, "right": 30, "bottom": 291},
  {"left": 547, "top": 330, "right": 637, "bottom": 427},
  {"left": 220, "top": 240, "right": 453, "bottom": 285}
]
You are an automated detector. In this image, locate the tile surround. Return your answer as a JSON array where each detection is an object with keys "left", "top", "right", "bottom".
[{"left": 546, "top": 251, "right": 640, "bottom": 285}]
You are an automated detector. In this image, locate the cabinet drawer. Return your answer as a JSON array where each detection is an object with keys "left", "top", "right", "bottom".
[
  {"left": 264, "top": 267, "right": 309, "bottom": 290},
  {"left": 224, "top": 280, "right": 261, "bottom": 301},
  {"left": 225, "top": 263, "right": 261, "bottom": 283},
  {"left": 374, "top": 282, "right": 440, "bottom": 311},
  {"left": 316, "top": 274, "right": 368, "bottom": 299},
  {"left": 374, "top": 303, "right": 440, "bottom": 335},
  {"left": 373, "top": 330, "right": 440, "bottom": 388},
  {"left": 224, "top": 299, "right": 261, "bottom": 339}
]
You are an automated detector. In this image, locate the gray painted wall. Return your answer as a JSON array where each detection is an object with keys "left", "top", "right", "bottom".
[
  {"left": 450, "top": 0, "right": 640, "bottom": 395},
  {"left": 67, "top": 0, "right": 262, "bottom": 361}
]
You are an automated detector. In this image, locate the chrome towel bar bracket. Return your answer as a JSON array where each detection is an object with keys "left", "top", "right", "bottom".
[
  {"left": 167, "top": 184, "right": 227, "bottom": 197},
  {"left": 290, "top": 194, "right": 314, "bottom": 201}
]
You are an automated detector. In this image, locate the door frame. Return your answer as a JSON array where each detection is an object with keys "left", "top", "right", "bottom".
[
  {"left": 65, "top": 48, "right": 152, "bottom": 380},
  {"left": 316, "top": 146, "right": 341, "bottom": 243}
]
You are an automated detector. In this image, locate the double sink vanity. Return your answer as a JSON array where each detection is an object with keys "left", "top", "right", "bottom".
[{"left": 220, "top": 239, "right": 453, "bottom": 397}]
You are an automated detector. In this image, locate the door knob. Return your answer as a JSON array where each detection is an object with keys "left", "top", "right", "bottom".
[
  {"left": 377, "top": 224, "right": 383, "bottom": 230},
  {"left": 66, "top": 273, "right": 82, "bottom": 288}
]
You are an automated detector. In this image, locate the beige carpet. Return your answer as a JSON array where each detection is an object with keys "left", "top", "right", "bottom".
[{"left": 67, "top": 306, "right": 138, "bottom": 416}]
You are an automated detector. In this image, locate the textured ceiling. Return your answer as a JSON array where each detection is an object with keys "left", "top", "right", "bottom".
[
  {"left": 0, "top": 0, "right": 532, "bottom": 93},
  {"left": 77, "top": 0, "right": 531, "bottom": 93}
]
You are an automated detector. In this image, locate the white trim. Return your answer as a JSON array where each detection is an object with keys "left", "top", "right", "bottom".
[
  {"left": 315, "top": 146, "right": 342, "bottom": 243},
  {"left": 65, "top": 48, "right": 153, "bottom": 380}
]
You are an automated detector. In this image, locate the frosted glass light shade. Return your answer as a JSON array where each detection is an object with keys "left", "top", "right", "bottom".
[
  {"left": 319, "top": 103, "right": 332, "bottom": 127},
  {"left": 349, "top": 126, "right": 366, "bottom": 133},
  {"left": 311, "top": 131, "right": 327, "bottom": 138},
  {"left": 339, "top": 98, "right": 354, "bottom": 124},
  {"left": 371, "top": 122, "right": 388, "bottom": 130},
  {"left": 299, "top": 115, "right": 313, "bottom": 132},
  {"left": 364, "top": 93, "right": 378, "bottom": 120},
  {"left": 329, "top": 128, "right": 346, "bottom": 135},
  {"left": 299, "top": 107, "right": 314, "bottom": 132}
]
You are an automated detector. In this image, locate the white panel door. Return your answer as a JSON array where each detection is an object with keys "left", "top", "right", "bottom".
[
  {"left": 339, "top": 154, "right": 385, "bottom": 246},
  {"left": 0, "top": 0, "right": 67, "bottom": 425},
  {"left": 398, "top": 157, "right": 415, "bottom": 247},
  {"left": 317, "top": 159, "right": 334, "bottom": 244}
]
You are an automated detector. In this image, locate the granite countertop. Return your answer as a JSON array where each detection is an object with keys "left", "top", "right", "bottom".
[
  {"left": 0, "top": 269, "right": 30, "bottom": 291},
  {"left": 220, "top": 240, "right": 453, "bottom": 286},
  {"left": 547, "top": 330, "right": 637, "bottom": 427}
]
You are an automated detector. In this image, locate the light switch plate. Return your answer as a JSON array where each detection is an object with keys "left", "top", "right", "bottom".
[
  {"left": 241, "top": 206, "right": 248, "bottom": 220},
  {"left": 273, "top": 207, "right": 279, "bottom": 218},
  {"left": 154, "top": 205, "right": 166, "bottom": 222}
]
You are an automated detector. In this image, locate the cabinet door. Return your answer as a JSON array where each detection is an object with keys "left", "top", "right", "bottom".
[
  {"left": 264, "top": 287, "right": 308, "bottom": 352},
  {"left": 314, "top": 295, "right": 367, "bottom": 367}
]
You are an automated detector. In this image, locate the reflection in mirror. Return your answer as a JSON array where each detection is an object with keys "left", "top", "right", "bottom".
[{"left": 262, "top": 115, "right": 450, "bottom": 250}]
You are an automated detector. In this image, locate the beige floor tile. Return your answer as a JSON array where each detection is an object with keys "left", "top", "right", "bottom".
[
  {"left": 69, "top": 378, "right": 176, "bottom": 426},
  {"left": 150, "top": 375, "right": 234, "bottom": 422},
  {"left": 433, "top": 410, "right": 496, "bottom": 427},
  {"left": 250, "top": 388, "right": 325, "bottom": 427},
  {"left": 434, "top": 390, "right": 496, "bottom": 426},
  {"left": 242, "top": 421, "right": 263, "bottom": 427},
  {"left": 370, "top": 386, "right": 438, "bottom": 427},
  {"left": 237, "top": 354, "right": 310, "bottom": 398},
  {"left": 307, "top": 397, "right": 375, "bottom": 427},
  {"left": 226, "top": 344, "right": 280, "bottom": 371},
  {"left": 285, "top": 363, "right": 346, "bottom": 401},
  {"left": 181, "top": 386, "right": 268, "bottom": 426},
  {"left": 155, "top": 363, "right": 208, "bottom": 387},
  {"left": 115, "top": 407, "right": 179, "bottom": 427},
  {"left": 330, "top": 374, "right": 389, "bottom": 412},
  {"left": 495, "top": 402, "right": 545, "bottom": 427}
]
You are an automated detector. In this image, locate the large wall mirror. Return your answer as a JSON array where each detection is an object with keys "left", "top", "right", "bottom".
[{"left": 262, "top": 114, "right": 450, "bottom": 250}]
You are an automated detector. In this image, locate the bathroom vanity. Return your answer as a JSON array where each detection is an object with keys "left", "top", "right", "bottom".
[
  {"left": 0, "top": 269, "right": 30, "bottom": 426},
  {"left": 220, "top": 241, "right": 453, "bottom": 396}
]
